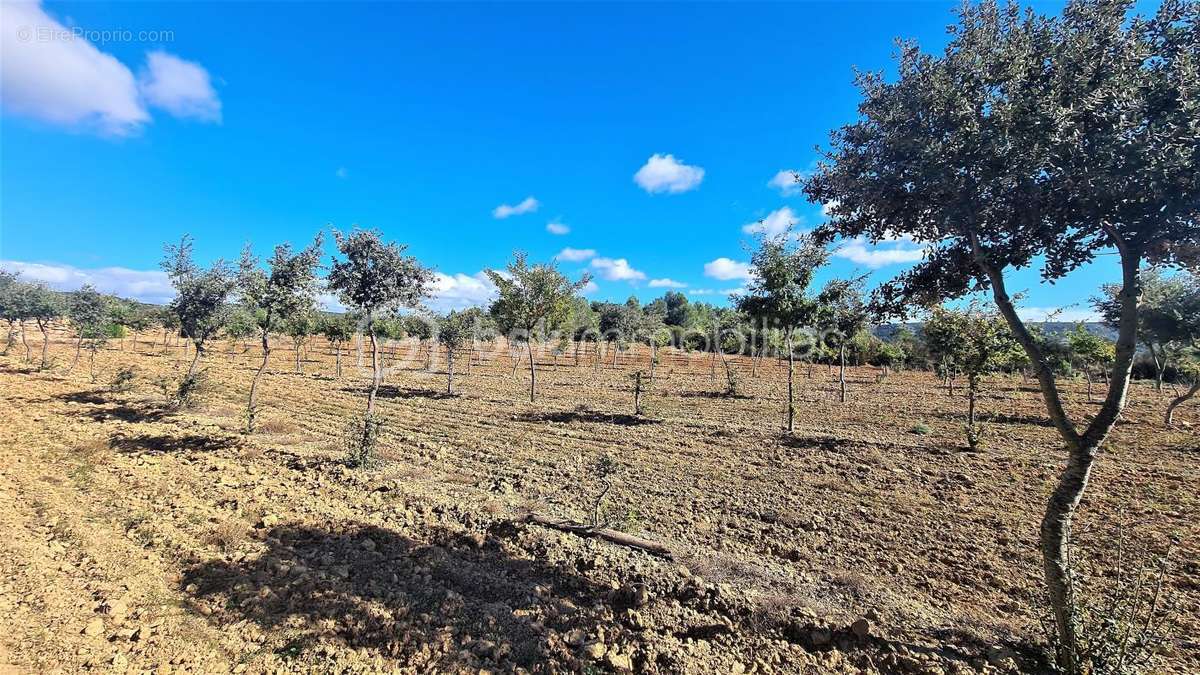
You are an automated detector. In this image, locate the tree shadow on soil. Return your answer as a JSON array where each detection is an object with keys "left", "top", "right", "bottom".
[
  {"left": 178, "top": 522, "right": 608, "bottom": 669},
  {"left": 515, "top": 409, "right": 661, "bottom": 426},
  {"left": 108, "top": 432, "right": 241, "bottom": 455},
  {"left": 925, "top": 409, "right": 1055, "bottom": 428},
  {"left": 679, "top": 390, "right": 753, "bottom": 400},
  {"left": 55, "top": 390, "right": 169, "bottom": 423},
  {"left": 338, "top": 384, "right": 456, "bottom": 400}
]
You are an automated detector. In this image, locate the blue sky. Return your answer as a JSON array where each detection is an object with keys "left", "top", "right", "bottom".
[{"left": 1, "top": 1, "right": 1129, "bottom": 318}]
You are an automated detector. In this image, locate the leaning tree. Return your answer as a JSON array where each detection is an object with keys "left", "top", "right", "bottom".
[
  {"left": 238, "top": 235, "right": 324, "bottom": 431},
  {"left": 735, "top": 231, "right": 830, "bottom": 432},
  {"left": 327, "top": 228, "right": 433, "bottom": 465},
  {"left": 486, "top": 252, "right": 590, "bottom": 403},
  {"left": 803, "top": 0, "right": 1199, "bottom": 669}
]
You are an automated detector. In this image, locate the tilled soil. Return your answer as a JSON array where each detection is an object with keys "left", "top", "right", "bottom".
[{"left": 0, "top": 332, "right": 1196, "bottom": 674}]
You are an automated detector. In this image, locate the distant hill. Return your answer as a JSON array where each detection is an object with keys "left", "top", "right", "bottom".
[{"left": 873, "top": 321, "right": 1116, "bottom": 342}]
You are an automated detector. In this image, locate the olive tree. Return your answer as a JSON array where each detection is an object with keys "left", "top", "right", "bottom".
[
  {"left": 803, "top": 1, "right": 1199, "bottom": 668},
  {"left": 327, "top": 229, "right": 433, "bottom": 465},
  {"left": 319, "top": 314, "right": 355, "bottom": 378},
  {"left": 162, "top": 236, "right": 238, "bottom": 385},
  {"left": 238, "top": 235, "right": 323, "bottom": 431},
  {"left": 817, "top": 277, "right": 869, "bottom": 404},
  {"left": 924, "top": 303, "right": 1019, "bottom": 449},
  {"left": 284, "top": 311, "right": 318, "bottom": 374},
  {"left": 66, "top": 285, "right": 109, "bottom": 374},
  {"left": 735, "top": 232, "right": 830, "bottom": 431},
  {"left": 25, "top": 284, "right": 63, "bottom": 369},
  {"left": 0, "top": 270, "right": 22, "bottom": 356},
  {"left": 486, "top": 252, "right": 590, "bottom": 403},
  {"left": 1066, "top": 324, "right": 1115, "bottom": 403},
  {"left": 437, "top": 310, "right": 473, "bottom": 394}
]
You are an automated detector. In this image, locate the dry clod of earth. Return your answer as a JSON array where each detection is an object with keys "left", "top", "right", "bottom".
[{"left": 0, "top": 332, "right": 1196, "bottom": 673}]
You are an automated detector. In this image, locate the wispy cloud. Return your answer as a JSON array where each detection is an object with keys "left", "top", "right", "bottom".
[
  {"left": 648, "top": 278, "right": 687, "bottom": 288},
  {"left": 767, "top": 169, "right": 803, "bottom": 196},
  {"left": 689, "top": 287, "right": 746, "bottom": 297},
  {"left": 0, "top": 2, "right": 219, "bottom": 135},
  {"left": 546, "top": 221, "right": 570, "bottom": 235},
  {"left": 634, "top": 153, "right": 704, "bottom": 194},
  {"left": 555, "top": 247, "right": 595, "bottom": 262},
  {"left": 1017, "top": 306, "right": 1101, "bottom": 323},
  {"left": 590, "top": 257, "right": 646, "bottom": 282},
  {"left": 1, "top": 259, "right": 174, "bottom": 304},
  {"left": 492, "top": 196, "right": 539, "bottom": 219},
  {"left": 703, "top": 257, "right": 753, "bottom": 282},
  {"left": 742, "top": 206, "right": 804, "bottom": 238}
]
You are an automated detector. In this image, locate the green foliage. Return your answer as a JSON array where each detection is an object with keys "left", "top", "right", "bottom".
[
  {"left": 68, "top": 285, "right": 110, "bottom": 339},
  {"left": 224, "top": 309, "right": 257, "bottom": 343},
  {"left": 327, "top": 228, "right": 433, "bottom": 319},
  {"left": 437, "top": 310, "right": 474, "bottom": 351},
  {"left": 485, "top": 252, "right": 590, "bottom": 343},
  {"left": 109, "top": 366, "right": 137, "bottom": 393},
  {"left": 318, "top": 314, "right": 355, "bottom": 345},
  {"left": 1068, "top": 324, "right": 1116, "bottom": 373},
  {"left": 923, "top": 303, "right": 1017, "bottom": 380},
  {"left": 344, "top": 414, "right": 384, "bottom": 469},
  {"left": 162, "top": 235, "right": 237, "bottom": 352},
  {"left": 736, "top": 232, "right": 830, "bottom": 343}
]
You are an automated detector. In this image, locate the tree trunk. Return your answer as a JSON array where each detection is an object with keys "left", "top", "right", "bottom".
[
  {"left": 527, "top": 340, "right": 537, "bottom": 403},
  {"left": 89, "top": 348, "right": 97, "bottom": 383},
  {"left": 2, "top": 320, "right": 14, "bottom": 356},
  {"left": 38, "top": 321, "right": 50, "bottom": 369},
  {"left": 633, "top": 370, "right": 642, "bottom": 415},
  {"left": 787, "top": 338, "right": 795, "bottom": 433},
  {"left": 967, "top": 374, "right": 979, "bottom": 450},
  {"left": 649, "top": 343, "right": 658, "bottom": 385},
  {"left": 247, "top": 331, "right": 270, "bottom": 433},
  {"left": 838, "top": 344, "right": 847, "bottom": 403},
  {"left": 1084, "top": 370, "right": 1093, "bottom": 403},
  {"left": 185, "top": 342, "right": 203, "bottom": 380},
  {"left": 68, "top": 336, "right": 83, "bottom": 374},
  {"left": 21, "top": 322, "right": 31, "bottom": 362},
  {"left": 972, "top": 231, "right": 1141, "bottom": 674},
  {"left": 366, "top": 326, "right": 381, "bottom": 419},
  {"left": 1146, "top": 342, "right": 1163, "bottom": 392},
  {"left": 447, "top": 348, "right": 454, "bottom": 394},
  {"left": 335, "top": 343, "right": 343, "bottom": 378},
  {"left": 1165, "top": 379, "right": 1199, "bottom": 426}
]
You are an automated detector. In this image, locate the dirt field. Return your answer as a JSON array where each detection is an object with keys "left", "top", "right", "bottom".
[{"left": 1, "top": 329, "right": 1197, "bottom": 674}]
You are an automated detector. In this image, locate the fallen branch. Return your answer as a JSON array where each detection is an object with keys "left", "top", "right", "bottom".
[{"left": 522, "top": 513, "right": 674, "bottom": 560}]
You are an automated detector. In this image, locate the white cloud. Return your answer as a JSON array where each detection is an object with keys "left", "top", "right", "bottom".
[
  {"left": 590, "top": 257, "right": 646, "bottom": 282},
  {"left": 768, "top": 169, "right": 803, "bottom": 196},
  {"left": 633, "top": 153, "right": 704, "bottom": 194},
  {"left": 0, "top": 4, "right": 220, "bottom": 135},
  {"left": 704, "top": 257, "right": 754, "bottom": 282},
  {"left": 555, "top": 247, "right": 595, "bottom": 262},
  {"left": 833, "top": 236, "right": 924, "bottom": 268},
  {"left": 492, "top": 196, "right": 539, "bottom": 219},
  {"left": 689, "top": 287, "right": 746, "bottom": 297},
  {"left": 821, "top": 200, "right": 839, "bottom": 218},
  {"left": 1, "top": 259, "right": 174, "bottom": 304},
  {"left": 138, "top": 51, "right": 221, "bottom": 122},
  {"left": 648, "top": 278, "right": 687, "bottom": 288},
  {"left": 743, "top": 206, "right": 804, "bottom": 238},
  {"left": 427, "top": 271, "right": 498, "bottom": 313},
  {"left": 582, "top": 280, "right": 600, "bottom": 295},
  {"left": 0, "top": 1, "right": 148, "bottom": 134},
  {"left": 546, "top": 221, "right": 570, "bottom": 235}
]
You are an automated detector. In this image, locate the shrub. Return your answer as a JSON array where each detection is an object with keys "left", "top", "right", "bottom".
[{"left": 108, "top": 366, "right": 137, "bottom": 393}]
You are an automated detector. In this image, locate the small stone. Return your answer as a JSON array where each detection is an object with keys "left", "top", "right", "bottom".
[
  {"left": 83, "top": 618, "right": 104, "bottom": 637},
  {"left": 259, "top": 514, "right": 279, "bottom": 528},
  {"left": 850, "top": 618, "right": 871, "bottom": 639},
  {"left": 605, "top": 651, "right": 633, "bottom": 671},
  {"left": 581, "top": 642, "right": 606, "bottom": 660}
]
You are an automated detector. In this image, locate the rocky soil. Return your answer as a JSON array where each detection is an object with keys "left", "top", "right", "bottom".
[{"left": 0, "top": 331, "right": 1196, "bottom": 673}]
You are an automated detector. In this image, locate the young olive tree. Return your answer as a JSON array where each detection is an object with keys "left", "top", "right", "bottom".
[
  {"left": 817, "top": 277, "right": 869, "bottom": 404},
  {"left": 735, "top": 232, "right": 830, "bottom": 432},
  {"left": 238, "top": 236, "right": 323, "bottom": 431},
  {"left": 284, "top": 311, "right": 318, "bottom": 374},
  {"left": 66, "top": 285, "right": 109, "bottom": 374},
  {"left": 162, "top": 236, "right": 237, "bottom": 385},
  {"left": 319, "top": 314, "right": 355, "bottom": 378},
  {"left": 224, "top": 309, "right": 257, "bottom": 354},
  {"left": 486, "top": 252, "right": 590, "bottom": 403},
  {"left": 1066, "top": 324, "right": 1115, "bottom": 403},
  {"left": 25, "top": 284, "right": 63, "bottom": 369},
  {"left": 803, "top": 1, "right": 1199, "bottom": 668},
  {"left": 402, "top": 314, "right": 436, "bottom": 371},
  {"left": 327, "top": 229, "right": 433, "bottom": 465},
  {"left": 437, "top": 310, "right": 473, "bottom": 394},
  {"left": 924, "top": 303, "right": 1019, "bottom": 449},
  {"left": 0, "top": 271, "right": 22, "bottom": 356},
  {"left": 1095, "top": 268, "right": 1193, "bottom": 391}
]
